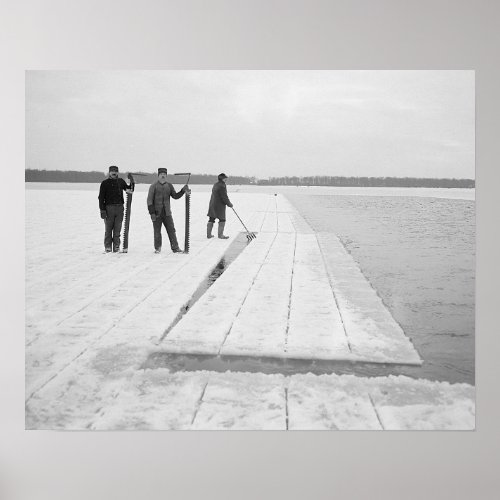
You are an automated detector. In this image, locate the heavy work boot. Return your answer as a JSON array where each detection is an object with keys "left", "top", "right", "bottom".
[
  {"left": 207, "top": 221, "right": 214, "bottom": 239},
  {"left": 218, "top": 221, "right": 229, "bottom": 239}
]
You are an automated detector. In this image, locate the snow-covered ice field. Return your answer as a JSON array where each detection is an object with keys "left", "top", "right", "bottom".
[{"left": 25, "top": 184, "right": 475, "bottom": 430}]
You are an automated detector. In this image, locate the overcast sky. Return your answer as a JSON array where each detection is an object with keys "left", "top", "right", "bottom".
[{"left": 26, "top": 70, "right": 474, "bottom": 179}]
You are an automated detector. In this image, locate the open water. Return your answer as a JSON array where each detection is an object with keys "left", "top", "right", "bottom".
[{"left": 284, "top": 191, "right": 475, "bottom": 385}]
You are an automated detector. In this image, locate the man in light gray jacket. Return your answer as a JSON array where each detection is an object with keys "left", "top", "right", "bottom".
[{"left": 147, "top": 167, "right": 189, "bottom": 253}]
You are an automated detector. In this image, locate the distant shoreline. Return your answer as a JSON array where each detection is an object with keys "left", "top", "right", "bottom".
[{"left": 25, "top": 169, "right": 475, "bottom": 189}]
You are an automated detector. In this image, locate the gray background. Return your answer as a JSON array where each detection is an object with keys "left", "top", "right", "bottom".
[{"left": 1, "top": 0, "right": 498, "bottom": 499}]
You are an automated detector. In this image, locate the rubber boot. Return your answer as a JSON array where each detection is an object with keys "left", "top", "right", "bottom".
[
  {"left": 218, "top": 221, "right": 229, "bottom": 239},
  {"left": 207, "top": 221, "right": 214, "bottom": 239}
]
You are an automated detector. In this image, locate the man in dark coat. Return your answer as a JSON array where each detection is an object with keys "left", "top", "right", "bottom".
[
  {"left": 147, "top": 167, "right": 189, "bottom": 253},
  {"left": 98, "top": 165, "right": 133, "bottom": 253},
  {"left": 207, "top": 173, "right": 233, "bottom": 239}
]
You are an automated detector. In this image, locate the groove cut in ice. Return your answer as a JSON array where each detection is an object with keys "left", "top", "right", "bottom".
[{"left": 159, "top": 232, "right": 254, "bottom": 341}]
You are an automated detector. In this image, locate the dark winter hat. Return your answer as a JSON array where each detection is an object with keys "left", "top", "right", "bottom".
[
  {"left": 218, "top": 173, "right": 228, "bottom": 180},
  {"left": 109, "top": 166, "right": 119, "bottom": 172},
  {"left": 158, "top": 168, "right": 168, "bottom": 175}
]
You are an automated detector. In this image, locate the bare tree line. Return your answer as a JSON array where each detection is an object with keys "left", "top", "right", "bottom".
[
  {"left": 259, "top": 175, "right": 474, "bottom": 188},
  {"left": 25, "top": 169, "right": 474, "bottom": 188},
  {"left": 24, "top": 170, "right": 255, "bottom": 185}
]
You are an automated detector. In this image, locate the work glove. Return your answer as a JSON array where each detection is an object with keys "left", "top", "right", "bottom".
[
  {"left": 150, "top": 214, "right": 157, "bottom": 222},
  {"left": 100, "top": 210, "right": 107, "bottom": 220}
]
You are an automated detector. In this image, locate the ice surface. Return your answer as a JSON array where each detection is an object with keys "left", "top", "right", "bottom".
[
  {"left": 25, "top": 186, "right": 473, "bottom": 430},
  {"left": 286, "top": 233, "right": 350, "bottom": 358},
  {"left": 159, "top": 196, "right": 422, "bottom": 364},
  {"left": 26, "top": 367, "right": 474, "bottom": 430}
]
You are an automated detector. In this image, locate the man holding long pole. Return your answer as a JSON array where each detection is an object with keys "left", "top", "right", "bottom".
[{"left": 207, "top": 173, "right": 233, "bottom": 239}]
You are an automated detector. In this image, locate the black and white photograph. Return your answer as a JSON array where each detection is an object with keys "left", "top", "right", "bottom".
[
  {"left": 3, "top": 1, "right": 500, "bottom": 498},
  {"left": 25, "top": 70, "right": 475, "bottom": 430}
]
